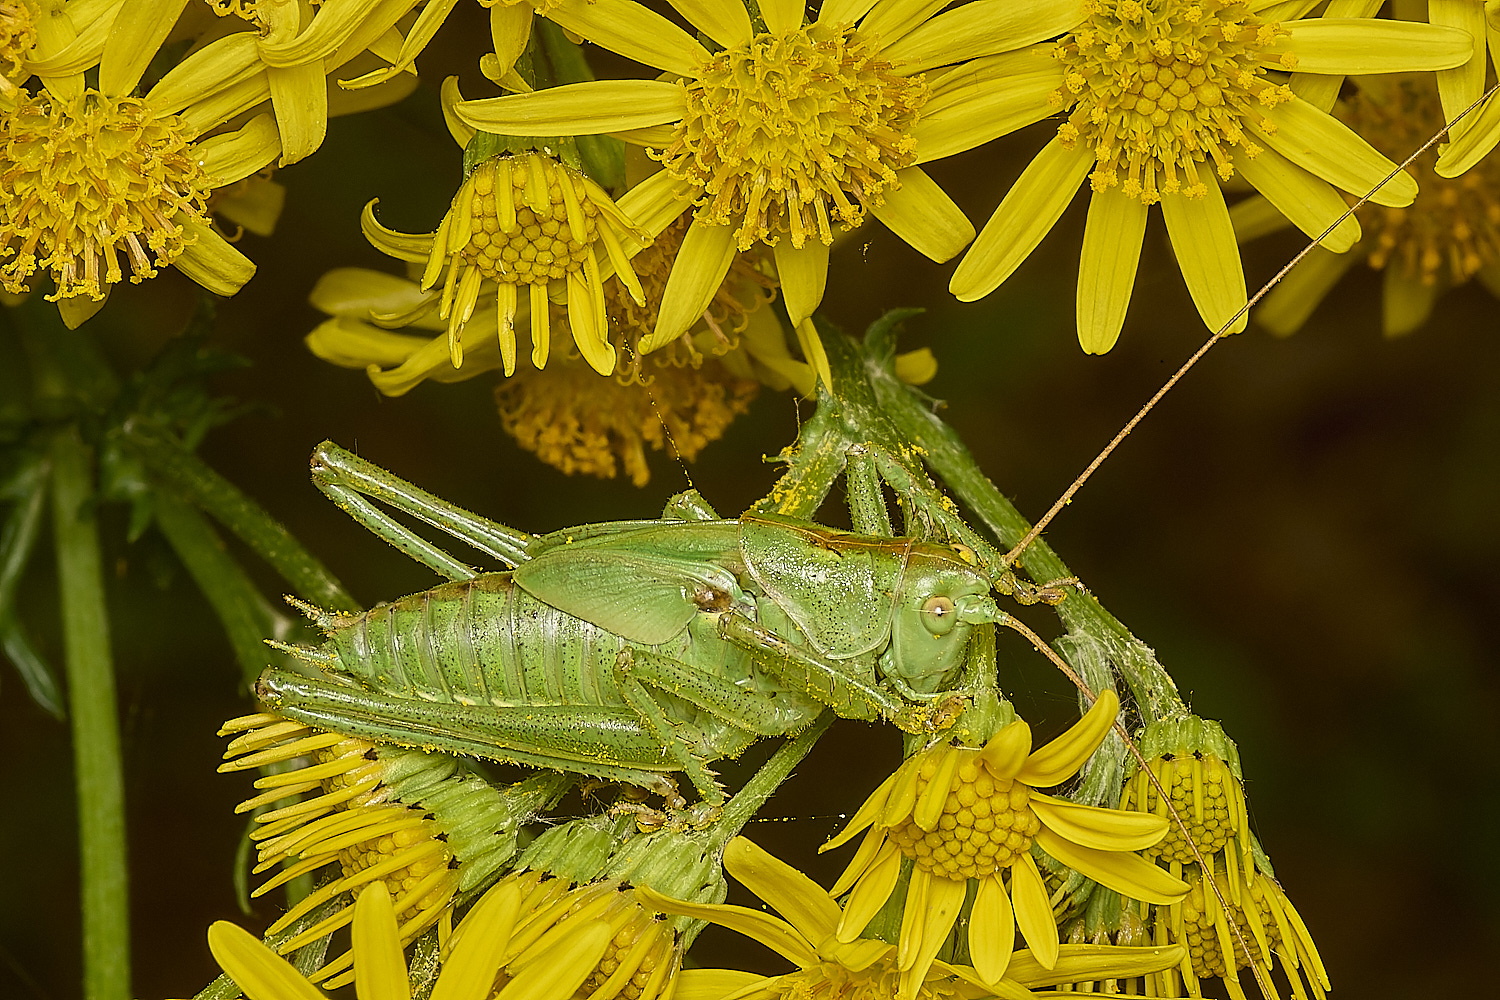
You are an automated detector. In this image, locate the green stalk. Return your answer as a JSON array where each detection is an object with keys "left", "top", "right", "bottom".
[
  {"left": 118, "top": 423, "right": 358, "bottom": 612},
  {"left": 51, "top": 427, "right": 130, "bottom": 1000}
]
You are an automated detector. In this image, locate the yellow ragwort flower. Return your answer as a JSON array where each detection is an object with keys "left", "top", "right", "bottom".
[
  {"left": 948, "top": 0, "right": 1474, "bottom": 353},
  {"left": 363, "top": 146, "right": 653, "bottom": 376},
  {"left": 1252, "top": 74, "right": 1500, "bottom": 337},
  {"left": 820, "top": 690, "right": 1188, "bottom": 996},
  {"left": 637, "top": 836, "right": 1188, "bottom": 1000},
  {"left": 0, "top": 0, "right": 37, "bottom": 95},
  {"left": 204, "top": 870, "right": 646, "bottom": 1000},
  {"left": 217, "top": 712, "right": 566, "bottom": 989},
  {"left": 1154, "top": 857, "right": 1330, "bottom": 1000},
  {"left": 455, "top": 0, "right": 1090, "bottom": 349},
  {"left": 0, "top": 0, "right": 291, "bottom": 325}
]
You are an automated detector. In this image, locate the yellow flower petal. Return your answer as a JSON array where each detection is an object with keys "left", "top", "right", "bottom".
[
  {"left": 494, "top": 923, "right": 613, "bottom": 1000},
  {"left": 99, "top": 0, "right": 186, "bottom": 97},
  {"left": 1031, "top": 793, "right": 1168, "bottom": 851},
  {"left": 1432, "top": 0, "right": 1488, "bottom": 127},
  {"left": 822, "top": 0, "right": 880, "bottom": 23},
  {"left": 633, "top": 887, "right": 817, "bottom": 968},
  {"left": 1382, "top": 265, "right": 1438, "bottom": 338},
  {"left": 950, "top": 136, "right": 1092, "bottom": 302},
  {"left": 143, "top": 32, "right": 260, "bottom": 116},
  {"left": 431, "top": 878, "right": 524, "bottom": 1000},
  {"left": 307, "top": 317, "right": 432, "bottom": 369},
  {"left": 206, "top": 922, "right": 326, "bottom": 1000},
  {"left": 1076, "top": 188, "right": 1147, "bottom": 354},
  {"left": 269, "top": 60, "right": 329, "bottom": 166},
  {"left": 757, "top": 0, "right": 803, "bottom": 35},
  {"left": 57, "top": 289, "right": 109, "bottom": 330},
  {"left": 880, "top": 755, "right": 925, "bottom": 827},
  {"left": 1160, "top": 182, "right": 1248, "bottom": 336},
  {"left": 1017, "top": 689, "right": 1117, "bottom": 787},
  {"left": 774, "top": 238, "right": 829, "bottom": 327},
  {"left": 969, "top": 873, "right": 1015, "bottom": 985},
  {"left": 22, "top": 5, "right": 115, "bottom": 77},
  {"left": 487, "top": 1, "right": 532, "bottom": 79},
  {"left": 197, "top": 114, "right": 281, "bottom": 188},
  {"left": 870, "top": 166, "right": 974, "bottom": 263},
  {"left": 724, "top": 838, "right": 842, "bottom": 945},
  {"left": 1436, "top": 86, "right": 1500, "bottom": 178},
  {"left": 1269, "top": 18, "right": 1472, "bottom": 73},
  {"left": 822, "top": 771, "right": 899, "bottom": 854},
  {"left": 643, "top": 220, "right": 736, "bottom": 352},
  {"left": 1005, "top": 943, "right": 1187, "bottom": 987},
  {"left": 1010, "top": 852, "right": 1057, "bottom": 970},
  {"left": 1254, "top": 246, "right": 1358, "bottom": 337},
  {"left": 674, "top": 970, "right": 766, "bottom": 1000},
  {"left": 794, "top": 317, "right": 834, "bottom": 394},
  {"left": 258, "top": 0, "right": 420, "bottom": 67},
  {"left": 882, "top": 0, "right": 1085, "bottom": 75},
  {"left": 1233, "top": 142, "right": 1361, "bottom": 253},
  {"left": 858, "top": 0, "right": 952, "bottom": 51},
  {"left": 978, "top": 718, "right": 1032, "bottom": 782},
  {"left": 914, "top": 49, "right": 1063, "bottom": 163},
  {"left": 180, "top": 74, "right": 271, "bottom": 141},
  {"left": 458, "top": 80, "right": 686, "bottom": 137},
  {"left": 836, "top": 840, "right": 902, "bottom": 943},
  {"left": 173, "top": 217, "right": 256, "bottom": 296},
  {"left": 546, "top": 0, "right": 709, "bottom": 77},
  {"left": 1253, "top": 100, "right": 1416, "bottom": 208},
  {"left": 353, "top": 883, "right": 411, "bottom": 1000},
  {"left": 361, "top": 200, "right": 433, "bottom": 263},
  {"left": 1034, "top": 825, "right": 1188, "bottom": 905},
  {"left": 898, "top": 868, "right": 966, "bottom": 994},
  {"left": 915, "top": 751, "right": 965, "bottom": 834}
]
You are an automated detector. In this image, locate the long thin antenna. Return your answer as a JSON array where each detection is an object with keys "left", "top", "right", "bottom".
[{"left": 1003, "top": 82, "right": 1500, "bottom": 568}]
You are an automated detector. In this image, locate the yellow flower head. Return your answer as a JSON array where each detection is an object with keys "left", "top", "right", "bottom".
[
  {"left": 217, "top": 712, "right": 567, "bottom": 989},
  {"left": 1157, "top": 858, "right": 1330, "bottom": 1000},
  {"left": 950, "top": 0, "right": 1475, "bottom": 353},
  {"left": 637, "top": 837, "right": 1187, "bottom": 1000},
  {"left": 365, "top": 147, "right": 651, "bottom": 377},
  {"left": 0, "top": 90, "right": 212, "bottom": 302},
  {"left": 456, "top": 0, "right": 1089, "bottom": 348},
  {"left": 820, "top": 690, "right": 1187, "bottom": 995},
  {"left": 1256, "top": 74, "right": 1500, "bottom": 338}
]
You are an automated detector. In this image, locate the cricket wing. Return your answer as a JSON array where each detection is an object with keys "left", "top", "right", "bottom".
[{"left": 513, "top": 546, "right": 741, "bottom": 645}]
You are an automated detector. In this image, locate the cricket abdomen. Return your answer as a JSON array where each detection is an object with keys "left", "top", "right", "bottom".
[{"left": 324, "top": 574, "right": 634, "bottom": 709}]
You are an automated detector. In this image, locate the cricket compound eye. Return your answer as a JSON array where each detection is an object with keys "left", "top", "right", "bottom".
[{"left": 920, "top": 595, "right": 958, "bottom": 635}]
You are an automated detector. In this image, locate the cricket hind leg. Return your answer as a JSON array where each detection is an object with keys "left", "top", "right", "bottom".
[
  {"left": 255, "top": 667, "right": 684, "bottom": 802},
  {"left": 310, "top": 441, "right": 535, "bottom": 581}
]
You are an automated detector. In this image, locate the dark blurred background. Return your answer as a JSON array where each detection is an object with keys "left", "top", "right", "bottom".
[{"left": 2, "top": 8, "right": 1497, "bottom": 997}]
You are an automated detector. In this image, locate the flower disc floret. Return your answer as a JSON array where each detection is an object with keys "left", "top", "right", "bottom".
[
  {"left": 0, "top": 0, "right": 37, "bottom": 89},
  {"left": 661, "top": 22, "right": 927, "bottom": 251},
  {"left": 888, "top": 749, "right": 1042, "bottom": 880},
  {"left": 0, "top": 90, "right": 211, "bottom": 300},
  {"left": 462, "top": 154, "right": 601, "bottom": 285},
  {"left": 1128, "top": 752, "right": 1235, "bottom": 863},
  {"left": 1179, "top": 868, "right": 1280, "bottom": 979},
  {"left": 1054, "top": 0, "right": 1294, "bottom": 204}
]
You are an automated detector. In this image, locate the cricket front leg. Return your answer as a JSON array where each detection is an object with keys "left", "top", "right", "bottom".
[
  {"left": 717, "top": 612, "right": 966, "bottom": 735},
  {"left": 310, "top": 441, "right": 536, "bottom": 579}
]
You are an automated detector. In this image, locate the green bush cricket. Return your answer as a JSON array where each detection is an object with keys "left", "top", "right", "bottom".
[{"left": 257, "top": 440, "right": 1021, "bottom": 815}]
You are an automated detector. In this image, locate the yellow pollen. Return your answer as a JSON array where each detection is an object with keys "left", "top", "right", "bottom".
[
  {"left": 888, "top": 749, "right": 1041, "bottom": 880},
  {"left": 1344, "top": 77, "right": 1500, "bottom": 287},
  {"left": 459, "top": 153, "right": 600, "bottom": 287},
  {"left": 0, "top": 0, "right": 37, "bottom": 93},
  {"left": 659, "top": 22, "right": 928, "bottom": 251},
  {"left": 1055, "top": 0, "right": 1292, "bottom": 204},
  {"left": 0, "top": 90, "right": 211, "bottom": 300}
]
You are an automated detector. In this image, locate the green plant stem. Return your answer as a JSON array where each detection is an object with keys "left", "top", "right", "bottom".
[
  {"left": 51, "top": 427, "right": 130, "bottom": 1000},
  {"left": 152, "top": 493, "right": 292, "bottom": 689},
  {"left": 118, "top": 423, "right": 357, "bottom": 612}
]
